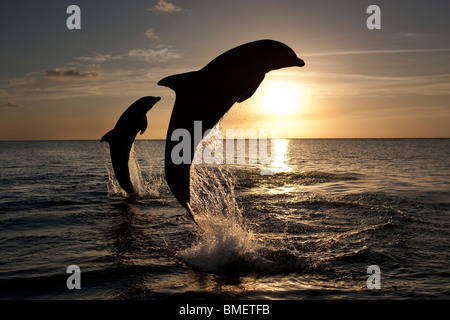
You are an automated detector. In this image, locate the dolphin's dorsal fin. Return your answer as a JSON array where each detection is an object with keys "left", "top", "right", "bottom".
[
  {"left": 139, "top": 116, "right": 148, "bottom": 135},
  {"left": 158, "top": 71, "right": 198, "bottom": 91},
  {"left": 100, "top": 129, "right": 116, "bottom": 143}
]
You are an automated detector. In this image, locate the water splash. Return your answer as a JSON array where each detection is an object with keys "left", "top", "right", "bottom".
[
  {"left": 179, "top": 164, "right": 261, "bottom": 273},
  {"left": 177, "top": 125, "right": 262, "bottom": 273},
  {"left": 178, "top": 161, "right": 316, "bottom": 275},
  {"left": 105, "top": 144, "right": 162, "bottom": 199},
  {"left": 175, "top": 125, "right": 322, "bottom": 275}
]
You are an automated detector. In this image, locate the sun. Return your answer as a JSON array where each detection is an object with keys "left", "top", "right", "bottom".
[{"left": 259, "top": 81, "right": 304, "bottom": 116}]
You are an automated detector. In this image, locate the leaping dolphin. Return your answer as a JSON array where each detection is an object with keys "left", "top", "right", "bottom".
[
  {"left": 158, "top": 39, "right": 305, "bottom": 223},
  {"left": 101, "top": 96, "right": 161, "bottom": 196}
]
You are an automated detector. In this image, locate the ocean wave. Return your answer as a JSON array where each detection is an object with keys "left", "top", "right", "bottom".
[
  {"left": 235, "top": 170, "right": 359, "bottom": 189},
  {"left": 0, "top": 198, "right": 103, "bottom": 215},
  {"left": 0, "top": 264, "right": 179, "bottom": 299}
]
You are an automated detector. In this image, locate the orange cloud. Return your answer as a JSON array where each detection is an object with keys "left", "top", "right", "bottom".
[
  {"left": 148, "top": 0, "right": 181, "bottom": 13},
  {"left": 0, "top": 94, "right": 22, "bottom": 108},
  {"left": 145, "top": 28, "right": 158, "bottom": 39}
]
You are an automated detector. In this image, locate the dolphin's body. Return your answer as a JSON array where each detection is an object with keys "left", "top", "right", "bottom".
[
  {"left": 158, "top": 39, "right": 305, "bottom": 223},
  {"left": 101, "top": 96, "right": 161, "bottom": 196}
]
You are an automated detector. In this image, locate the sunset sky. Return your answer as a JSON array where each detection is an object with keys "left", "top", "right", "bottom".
[{"left": 1, "top": 0, "right": 449, "bottom": 140}]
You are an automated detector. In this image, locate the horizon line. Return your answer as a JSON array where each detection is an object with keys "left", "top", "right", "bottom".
[{"left": 1, "top": 137, "right": 449, "bottom": 142}]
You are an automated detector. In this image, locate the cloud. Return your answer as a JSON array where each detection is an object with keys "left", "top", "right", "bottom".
[
  {"left": 127, "top": 46, "right": 180, "bottom": 62},
  {"left": 148, "top": 0, "right": 181, "bottom": 13},
  {"left": 45, "top": 68, "right": 100, "bottom": 80},
  {"left": 8, "top": 72, "right": 38, "bottom": 86},
  {"left": 74, "top": 53, "right": 121, "bottom": 64},
  {"left": 145, "top": 28, "right": 158, "bottom": 39},
  {"left": 0, "top": 93, "right": 22, "bottom": 108},
  {"left": 3, "top": 45, "right": 182, "bottom": 102},
  {"left": 74, "top": 46, "right": 180, "bottom": 65},
  {"left": 295, "top": 71, "right": 450, "bottom": 99},
  {"left": 306, "top": 48, "right": 450, "bottom": 57}
]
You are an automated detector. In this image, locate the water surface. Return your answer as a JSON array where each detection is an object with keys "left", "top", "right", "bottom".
[{"left": 0, "top": 139, "right": 449, "bottom": 299}]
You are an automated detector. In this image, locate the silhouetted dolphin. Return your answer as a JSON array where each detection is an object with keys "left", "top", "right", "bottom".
[
  {"left": 158, "top": 39, "right": 305, "bottom": 223},
  {"left": 100, "top": 96, "right": 161, "bottom": 196}
]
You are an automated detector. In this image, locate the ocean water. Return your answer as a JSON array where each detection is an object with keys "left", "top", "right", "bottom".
[{"left": 0, "top": 138, "right": 449, "bottom": 300}]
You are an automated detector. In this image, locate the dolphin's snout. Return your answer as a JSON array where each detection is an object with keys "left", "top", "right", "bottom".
[
  {"left": 297, "top": 58, "right": 305, "bottom": 67},
  {"left": 141, "top": 96, "right": 161, "bottom": 102}
]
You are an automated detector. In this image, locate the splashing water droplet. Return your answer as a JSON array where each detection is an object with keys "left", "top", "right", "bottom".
[
  {"left": 105, "top": 144, "right": 162, "bottom": 199},
  {"left": 177, "top": 124, "right": 262, "bottom": 273}
]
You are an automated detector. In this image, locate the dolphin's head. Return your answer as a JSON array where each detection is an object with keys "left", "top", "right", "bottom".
[
  {"left": 293, "top": 56, "right": 305, "bottom": 67},
  {"left": 271, "top": 47, "right": 305, "bottom": 70},
  {"left": 132, "top": 96, "right": 161, "bottom": 114},
  {"left": 256, "top": 40, "right": 305, "bottom": 71}
]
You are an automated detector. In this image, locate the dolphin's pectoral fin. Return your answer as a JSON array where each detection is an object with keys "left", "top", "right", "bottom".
[
  {"left": 237, "top": 88, "right": 257, "bottom": 103},
  {"left": 139, "top": 116, "right": 148, "bottom": 135},
  {"left": 237, "top": 76, "right": 264, "bottom": 103},
  {"left": 100, "top": 129, "right": 116, "bottom": 143}
]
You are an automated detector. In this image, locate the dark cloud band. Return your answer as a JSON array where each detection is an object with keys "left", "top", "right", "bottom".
[{"left": 45, "top": 69, "right": 99, "bottom": 80}]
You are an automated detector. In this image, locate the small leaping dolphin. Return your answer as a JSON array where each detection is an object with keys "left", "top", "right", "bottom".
[
  {"left": 101, "top": 96, "right": 161, "bottom": 196},
  {"left": 158, "top": 39, "right": 305, "bottom": 224}
]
